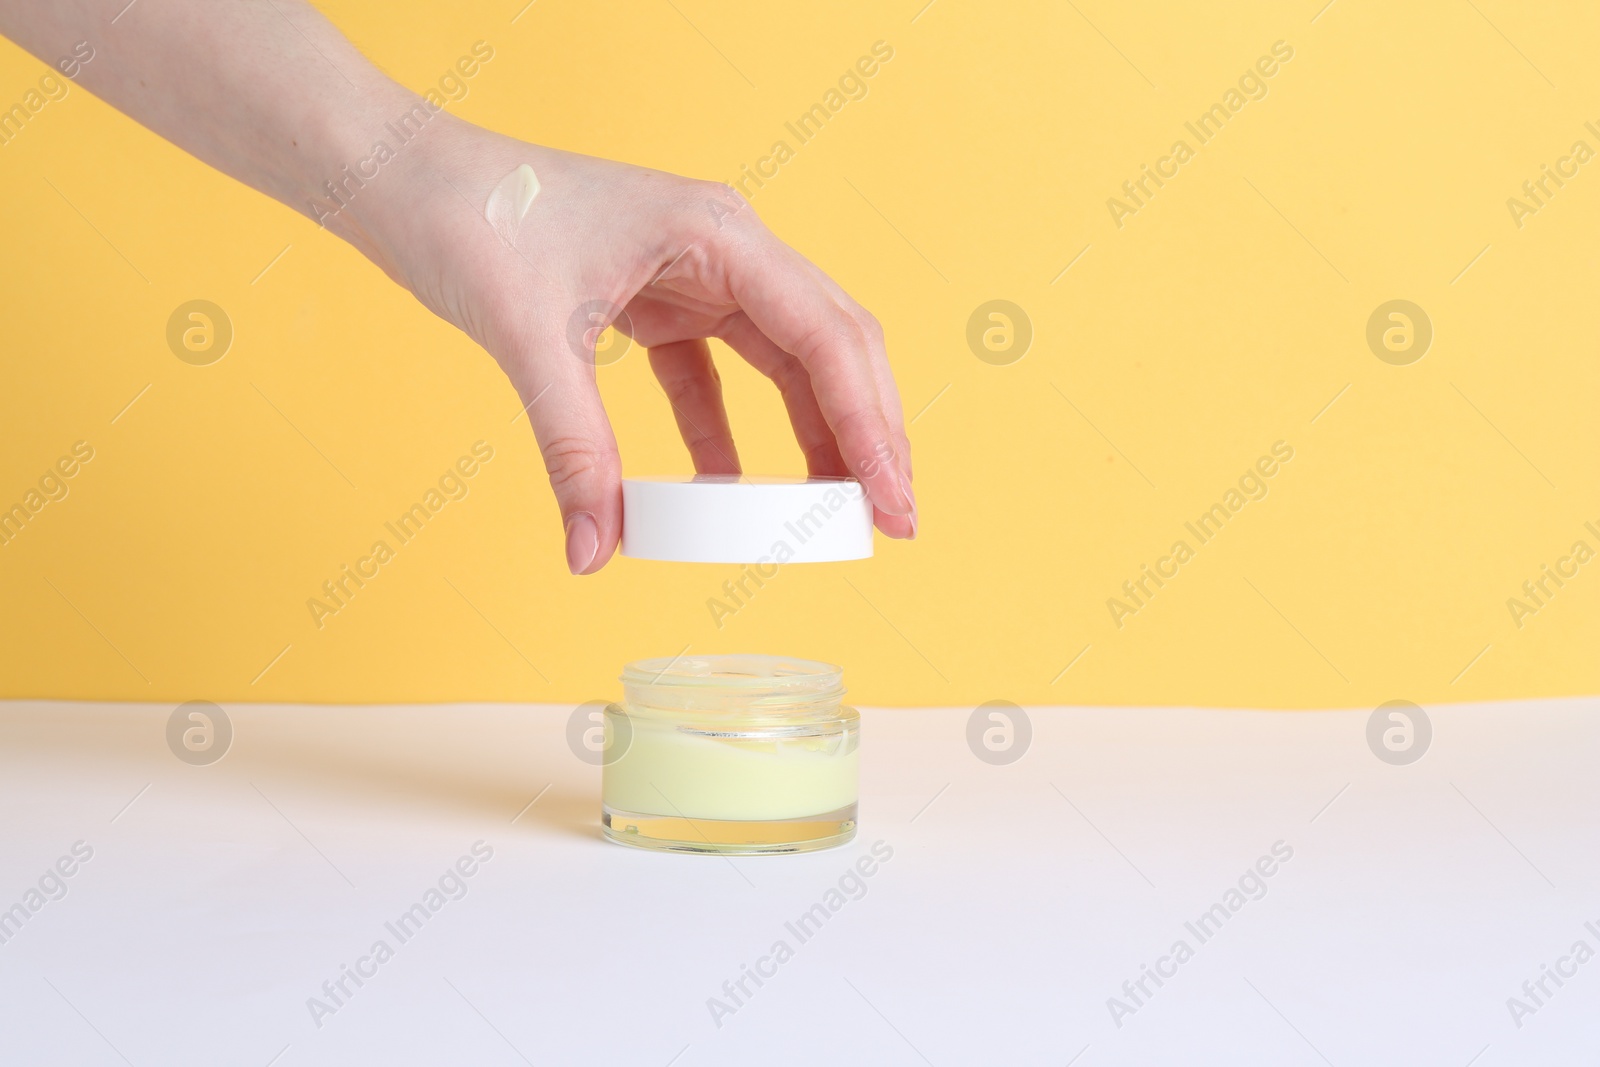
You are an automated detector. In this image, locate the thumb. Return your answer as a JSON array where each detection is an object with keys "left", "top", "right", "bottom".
[{"left": 513, "top": 358, "right": 622, "bottom": 576}]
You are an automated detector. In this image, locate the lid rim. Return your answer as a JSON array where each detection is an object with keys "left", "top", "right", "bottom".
[{"left": 620, "top": 476, "right": 874, "bottom": 564}]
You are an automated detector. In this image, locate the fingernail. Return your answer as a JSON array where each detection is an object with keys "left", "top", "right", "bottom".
[
  {"left": 893, "top": 465, "right": 916, "bottom": 517},
  {"left": 565, "top": 511, "right": 599, "bottom": 574},
  {"left": 909, "top": 503, "right": 918, "bottom": 540}
]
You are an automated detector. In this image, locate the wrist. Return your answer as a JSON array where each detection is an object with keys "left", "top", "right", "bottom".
[{"left": 303, "top": 87, "right": 478, "bottom": 281}]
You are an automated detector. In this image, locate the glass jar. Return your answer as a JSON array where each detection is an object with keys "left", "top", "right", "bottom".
[{"left": 601, "top": 654, "right": 859, "bottom": 854}]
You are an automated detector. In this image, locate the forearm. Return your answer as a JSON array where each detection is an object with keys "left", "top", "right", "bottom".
[{"left": 0, "top": 0, "right": 411, "bottom": 236}]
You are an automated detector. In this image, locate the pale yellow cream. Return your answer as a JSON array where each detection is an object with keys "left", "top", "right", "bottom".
[
  {"left": 485, "top": 163, "right": 540, "bottom": 244},
  {"left": 603, "top": 714, "right": 857, "bottom": 822}
]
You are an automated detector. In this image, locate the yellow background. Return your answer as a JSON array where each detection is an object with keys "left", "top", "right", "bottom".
[{"left": 1, "top": 1, "right": 1596, "bottom": 708}]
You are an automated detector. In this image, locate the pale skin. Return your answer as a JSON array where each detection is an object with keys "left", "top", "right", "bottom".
[{"left": 0, "top": 0, "right": 915, "bottom": 573}]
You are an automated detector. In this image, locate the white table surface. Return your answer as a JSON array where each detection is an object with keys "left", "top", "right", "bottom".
[{"left": 1, "top": 698, "right": 1596, "bottom": 1066}]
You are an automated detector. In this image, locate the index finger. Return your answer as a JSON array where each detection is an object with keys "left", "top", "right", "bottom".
[
  {"left": 805, "top": 263, "right": 911, "bottom": 482},
  {"left": 720, "top": 230, "right": 914, "bottom": 518}
]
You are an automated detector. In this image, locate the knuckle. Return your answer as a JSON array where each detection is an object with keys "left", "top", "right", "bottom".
[
  {"left": 540, "top": 435, "right": 617, "bottom": 493},
  {"left": 800, "top": 437, "right": 839, "bottom": 471},
  {"left": 857, "top": 309, "right": 885, "bottom": 348},
  {"left": 687, "top": 430, "right": 733, "bottom": 456},
  {"left": 700, "top": 180, "right": 749, "bottom": 210},
  {"left": 833, "top": 404, "right": 887, "bottom": 448},
  {"left": 768, "top": 354, "right": 812, "bottom": 397},
  {"left": 677, "top": 370, "right": 723, "bottom": 404},
  {"left": 786, "top": 317, "right": 843, "bottom": 362},
  {"left": 691, "top": 180, "right": 760, "bottom": 236}
]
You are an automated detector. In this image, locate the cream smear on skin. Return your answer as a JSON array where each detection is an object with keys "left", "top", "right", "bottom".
[{"left": 485, "top": 163, "right": 539, "bottom": 243}]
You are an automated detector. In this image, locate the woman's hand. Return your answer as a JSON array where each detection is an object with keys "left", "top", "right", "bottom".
[
  {"left": 332, "top": 118, "right": 916, "bottom": 574},
  {"left": 0, "top": 0, "right": 915, "bottom": 574}
]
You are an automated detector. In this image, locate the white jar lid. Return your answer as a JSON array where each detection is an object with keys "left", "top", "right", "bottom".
[{"left": 621, "top": 476, "right": 873, "bottom": 563}]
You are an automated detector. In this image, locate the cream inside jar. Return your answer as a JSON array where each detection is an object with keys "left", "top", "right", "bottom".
[{"left": 601, "top": 654, "right": 859, "bottom": 854}]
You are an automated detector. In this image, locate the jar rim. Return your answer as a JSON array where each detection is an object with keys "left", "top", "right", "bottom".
[{"left": 620, "top": 653, "right": 842, "bottom": 693}]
